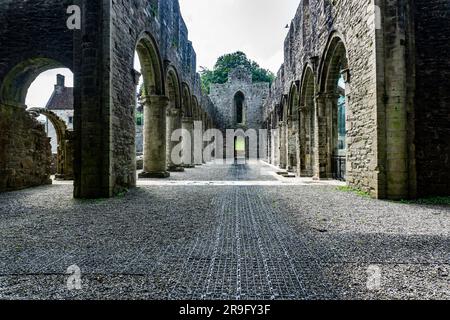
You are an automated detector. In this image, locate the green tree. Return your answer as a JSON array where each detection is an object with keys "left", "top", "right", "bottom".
[{"left": 200, "top": 51, "right": 274, "bottom": 94}]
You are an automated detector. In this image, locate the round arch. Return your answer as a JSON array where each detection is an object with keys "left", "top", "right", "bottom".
[
  {"left": 135, "top": 32, "right": 165, "bottom": 96},
  {"left": 28, "top": 107, "right": 74, "bottom": 180},
  {"left": 165, "top": 66, "right": 181, "bottom": 109},
  {"left": 0, "top": 58, "right": 68, "bottom": 107},
  {"left": 299, "top": 64, "right": 316, "bottom": 177},
  {"left": 287, "top": 82, "right": 300, "bottom": 172},
  {"left": 181, "top": 83, "right": 192, "bottom": 118}
]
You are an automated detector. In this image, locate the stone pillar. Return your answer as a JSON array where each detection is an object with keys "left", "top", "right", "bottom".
[
  {"left": 202, "top": 112, "right": 207, "bottom": 164},
  {"left": 166, "top": 108, "right": 185, "bottom": 172},
  {"left": 139, "top": 95, "right": 170, "bottom": 178},
  {"left": 182, "top": 117, "right": 195, "bottom": 168},
  {"left": 194, "top": 118, "right": 203, "bottom": 166},
  {"left": 314, "top": 93, "right": 329, "bottom": 179},
  {"left": 279, "top": 121, "right": 287, "bottom": 170}
]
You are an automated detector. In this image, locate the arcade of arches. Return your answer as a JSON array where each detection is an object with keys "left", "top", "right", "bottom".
[
  {"left": 0, "top": 0, "right": 449, "bottom": 201},
  {"left": 0, "top": 0, "right": 449, "bottom": 301}
]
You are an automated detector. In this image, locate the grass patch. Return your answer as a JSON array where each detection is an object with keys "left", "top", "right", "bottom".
[
  {"left": 336, "top": 186, "right": 371, "bottom": 198},
  {"left": 398, "top": 196, "right": 450, "bottom": 206}
]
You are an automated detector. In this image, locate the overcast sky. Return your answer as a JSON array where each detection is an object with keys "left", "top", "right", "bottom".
[
  {"left": 26, "top": 0, "right": 300, "bottom": 108},
  {"left": 179, "top": 0, "right": 300, "bottom": 72}
]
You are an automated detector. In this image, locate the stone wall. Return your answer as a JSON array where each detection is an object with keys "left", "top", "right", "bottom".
[
  {"left": 263, "top": 0, "right": 450, "bottom": 199},
  {"left": 0, "top": 106, "right": 51, "bottom": 192},
  {"left": 0, "top": 0, "right": 72, "bottom": 193},
  {"left": 264, "top": 0, "right": 379, "bottom": 195},
  {"left": 0, "top": 0, "right": 217, "bottom": 198},
  {"left": 413, "top": 0, "right": 450, "bottom": 196},
  {"left": 210, "top": 67, "right": 269, "bottom": 132}
]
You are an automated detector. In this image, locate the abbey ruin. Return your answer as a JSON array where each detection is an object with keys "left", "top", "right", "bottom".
[
  {"left": 0, "top": 0, "right": 449, "bottom": 200},
  {"left": 0, "top": 0, "right": 449, "bottom": 302}
]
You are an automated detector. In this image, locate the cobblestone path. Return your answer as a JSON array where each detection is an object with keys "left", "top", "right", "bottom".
[{"left": 0, "top": 163, "right": 448, "bottom": 299}]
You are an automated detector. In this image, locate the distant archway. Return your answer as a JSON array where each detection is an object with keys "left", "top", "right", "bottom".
[{"left": 28, "top": 108, "right": 74, "bottom": 180}]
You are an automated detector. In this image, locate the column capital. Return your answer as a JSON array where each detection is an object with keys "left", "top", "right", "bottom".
[
  {"left": 316, "top": 91, "right": 340, "bottom": 101},
  {"left": 182, "top": 116, "right": 194, "bottom": 123},
  {"left": 167, "top": 107, "right": 182, "bottom": 117},
  {"left": 142, "top": 95, "right": 169, "bottom": 106}
]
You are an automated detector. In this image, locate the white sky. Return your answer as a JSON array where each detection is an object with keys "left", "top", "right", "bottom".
[
  {"left": 26, "top": 0, "right": 300, "bottom": 108},
  {"left": 179, "top": 0, "right": 300, "bottom": 72}
]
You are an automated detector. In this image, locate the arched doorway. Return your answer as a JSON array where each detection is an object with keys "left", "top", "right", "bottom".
[{"left": 234, "top": 136, "right": 246, "bottom": 162}]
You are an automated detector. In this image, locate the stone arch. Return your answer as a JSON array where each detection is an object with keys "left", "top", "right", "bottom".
[
  {"left": 299, "top": 65, "right": 316, "bottom": 177},
  {"left": 279, "top": 94, "right": 289, "bottom": 169},
  {"left": 234, "top": 91, "right": 246, "bottom": 125},
  {"left": 287, "top": 82, "right": 300, "bottom": 172},
  {"left": 181, "top": 84, "right": 194, "bottom": 167},
  {"left": 181, "top": 83, "right": 192, "bottom": 118},
  {"left": 136, "top": 32, "right": 171, "bottom": 180},
  {"left": 135, "top": 32, "right": 165, "bottom": 96},
  {"left": 27, "top": 108, "right": 74, "bottom": 180},
  {"left": 165, "top": 66, "right": 181, "bottom": 109},
  {"left": 192, "top": 96, "right": 200, "bottom": 120},
  {"left": 165, "top": 65, "right": 184, "bottom": 172},
  {"left": 0, "top": 58, "right": 67, "bottom": 107},
  {"left": 317, "top": 33, "right": 349, "bottom": 180}
]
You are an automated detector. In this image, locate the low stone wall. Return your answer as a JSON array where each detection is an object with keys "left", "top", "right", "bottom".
[{"left": 0, "top": 105, "right": 52, "bottom": 192}]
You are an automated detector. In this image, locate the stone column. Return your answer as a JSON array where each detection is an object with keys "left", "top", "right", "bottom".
[
  {"left": 202, "top": 112, "right": 207, "bottom": 164},
  {"left": 166, "top": 108, "right": 185, "bottom": 172},
  {"left": 182, "top": 117, "right": 195, "bottom": 168},
  {"left": 139, "top": 95, "right": 170, "bottom": 178},
  {"left": 194, "top": 115, "right": 203, "bottom": 166},
  {"left": 314, "top": 93, "right": 333, "bottom": 179}
]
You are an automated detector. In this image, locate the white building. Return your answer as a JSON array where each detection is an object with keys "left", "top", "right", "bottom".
[{"left": 45, "top": 74, "right": 74, "bottom": 153}]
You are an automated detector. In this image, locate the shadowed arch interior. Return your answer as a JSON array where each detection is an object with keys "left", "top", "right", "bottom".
[
  {"left": 136, "top": 34, "right": 164, "bottom": 96},
  {"left": 0, "top": 58, "right": 66, "bottom": 106},
  {"left": 300, "top": 66, "right": 316, "bottom": 177},
  {"left": 320, "top": 35, "right": 349, "bottom": 181},
  {"left": 234, "top": 91, "right": 245, "bottom": 125}
]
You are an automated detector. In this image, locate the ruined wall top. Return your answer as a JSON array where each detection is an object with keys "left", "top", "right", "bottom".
[{"left": 228, "top": 66, "right": 252, "bottom": 83}]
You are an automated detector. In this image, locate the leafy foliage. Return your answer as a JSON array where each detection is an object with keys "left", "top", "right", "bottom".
[{"left": 200, "top": 51, "right": 274, "bottom": 94}]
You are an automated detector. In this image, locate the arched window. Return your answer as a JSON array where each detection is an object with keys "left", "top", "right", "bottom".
[{"left": 234, "top": 91, "right": 245, "bottom": 125}]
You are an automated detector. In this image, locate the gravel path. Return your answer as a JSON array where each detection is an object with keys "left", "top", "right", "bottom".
[{"left": 0, "top": 163, "right": 448, "bottom": 300}]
